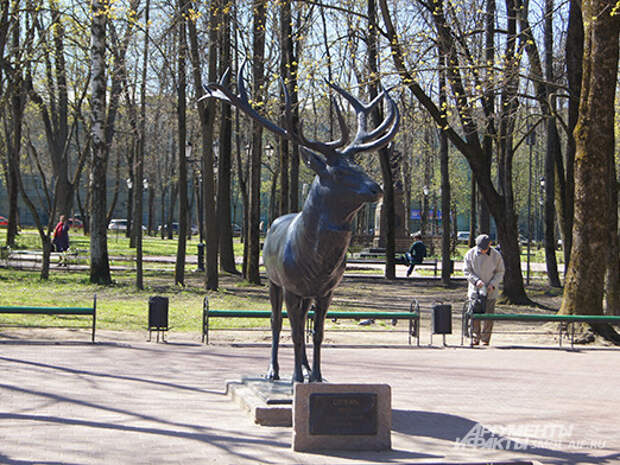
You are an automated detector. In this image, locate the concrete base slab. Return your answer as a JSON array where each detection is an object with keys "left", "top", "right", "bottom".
[
  {"left": 226, "top": 376, "right": 293, "bottom": 426},
  {"left": 293, "top": 383, "right": 391, "bottom": 452}
]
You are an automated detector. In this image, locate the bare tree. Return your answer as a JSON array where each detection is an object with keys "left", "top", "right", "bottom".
[
  {"left": 379, "top": 0, "right": 530, "bottom": 303},
  {"left": 216, "top": 1, "right": 238, "bottom": 275},
  {"left": 2, "top": 0, "right": 37, "bottom": 248},
  {"left": 175, "top": 0, "right": 190, "bottom": 286},
  {"left": 135, "top": 0, "right": 151, "bottom": 290},
  {"left": 89, "top": 0, "right": 112, "bottom": 284},
  {"left": 247, "top": 0, "right": 268, "bottom": 284},
  {"left": 368, "top": 0, "right": 396, "bottom": 280},
  {"left": 187, "top": 0, "right": 219, "bottom": 289}
]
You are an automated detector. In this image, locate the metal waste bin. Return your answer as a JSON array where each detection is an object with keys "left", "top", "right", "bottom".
[
  {"left": 197, "top": 243, "right": 205, "bottom": 271},
  {"left": 431, "top": 303, "right": 452, "bottom": 345},
  {"left": 148, "top": 296, "right": 169, "bottom": 342}
]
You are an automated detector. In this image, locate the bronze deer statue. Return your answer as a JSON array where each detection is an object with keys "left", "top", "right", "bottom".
[{"left": 202, "top": 64, "right": 399, "bottom": 382}]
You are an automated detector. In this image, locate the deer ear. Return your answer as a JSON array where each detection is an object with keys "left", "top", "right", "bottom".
[{"left": 300, "top": 147, "right": 327, "bottom": 175}]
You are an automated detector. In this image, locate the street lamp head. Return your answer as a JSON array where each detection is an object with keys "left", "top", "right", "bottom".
[
  {"left": 185, "top": 141, "right": 193, "bottom": 160},
  {"left": 126, "top": 177, "right": 133, "bottom": 190},
  {"left": 423, "top": 185, "right": 430, "bottom": 196},
  {"left": 539, "top": 177, "right": 545, "bottom": 189},
  {"left": 265, "top": 144, "right": 274, "bottom": 159},
  {"left": 143, "top": 178, "right": 149, "bottom": 190}
]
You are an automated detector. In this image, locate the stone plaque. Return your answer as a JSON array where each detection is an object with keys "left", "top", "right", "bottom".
[
  {"left": 293, "top": 383, "right": 391, "bottom": 451},
  {"left": 309, "top": 393, "right": 377, "bottom": 435}
]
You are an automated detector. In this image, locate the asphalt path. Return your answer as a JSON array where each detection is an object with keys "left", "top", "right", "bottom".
[{"left": 0, "top": 335, "right": 617, "bottom": 464}]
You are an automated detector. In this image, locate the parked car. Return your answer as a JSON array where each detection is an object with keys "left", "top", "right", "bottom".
[
  {"left": 456, "top": 231, "right": 470, "bottom": 242},
  {"left": 108, "top": 219, "right": 128, "bottom": 231},
  {"left": 69, "top": 217, "right": 83, "bottom": 229},
  {"left": 157, "top": 223, "right": 199, "bottom": 236},
  {"left": 231, "top": 223, "right": 242, "bottom": 236},
  {"left": 0, "top": 215, "right": 7, "bottom": 227}
]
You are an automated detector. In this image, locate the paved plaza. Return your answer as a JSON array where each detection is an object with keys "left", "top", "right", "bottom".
[{"left": 1, "top": 333, "right": 619, "bottom": 464}]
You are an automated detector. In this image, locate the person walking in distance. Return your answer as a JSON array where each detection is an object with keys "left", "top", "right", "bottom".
[
  {"left": 464, "top": 234, "right": 505, "bottom": 345},
  {"left": 52, "top": 215, "right": 70, "bottom": 266}
]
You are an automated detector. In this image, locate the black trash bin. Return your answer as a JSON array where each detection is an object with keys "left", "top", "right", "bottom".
[
  {"left": 148, "top": 296, "right": 169, "bottom": 342},
  {"left": 196, "top": 243, "right": 205, "bottom": 271},
  {"left": 431, "top": 303, "right": 452, "bottom": 345}
]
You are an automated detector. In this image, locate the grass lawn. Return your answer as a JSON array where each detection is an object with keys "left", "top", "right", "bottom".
[
  {"left": 0, "top": 227, "right": 562, "bottom": 340},
  {"left": 0, "top": 267, "right": 276, "bottom": 334},
  {"left": 1, "top": 228, "right": 245, "bottom": 257}
]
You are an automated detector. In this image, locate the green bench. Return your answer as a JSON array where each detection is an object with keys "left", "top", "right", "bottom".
[
  {"left": 202, "top": 296, "right": 420, "bottom": 346},
  {"left": 0, "top": 295, "right": 97, "bottom": 343},
  {"left": 1, "top": 248, "right": 83, "bottom": 269},
  {"left": 462, "top": 310, "right": 620, "bottom": 348},
  {"left": 349, "top": 255, "right": 439, "bottom": 276}
]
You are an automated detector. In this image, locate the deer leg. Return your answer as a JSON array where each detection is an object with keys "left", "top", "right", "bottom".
[
  {"left": 300, "top": 299, "right": 313, "bottom": 378},
  {"left": 310, "top": 293, "right": 333, "bottom": 382},
  {"left": 284, "top": 290, "right": 310, "bottom": 383},
  {"left": 267, "top": 281, "right": 283, "bottom": 381}
]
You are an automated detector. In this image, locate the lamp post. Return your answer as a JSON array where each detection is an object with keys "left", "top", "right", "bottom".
[
  {"left": 186, "top": 141, "right": 204, "bottom": 244},
  {"left": 422, "top": 185, "right": 430, "bottom": 239},
  {"left": 186, "top": 141, "right": 205, "bottom": 271},
  {"left": 125, "top": 177, "right": 133, "bottom": 239},
  {"left": 265, "top": 143, "right": 275, "bottom": 227},
  {"left": 538, "top": 177, "right": 545, "bottom": 247},
  {"left": 142, "top": 178, "right": 149, "bottom": 235}
]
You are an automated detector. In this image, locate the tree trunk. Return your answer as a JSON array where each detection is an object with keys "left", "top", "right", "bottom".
[
  {"left": 478, "top": 191, "right": 490, "bottom": 236},
  {"left": 4, "top": 8, "right": 26, "bottom": 248},
  {"left": 217, "top": 3, "right": 238, "bottom": 274},
  {"left": 563, "top": 0, "right": 583, "bottom": 267},
  {"left": 187, "top": 0, "right": 218, "bottom": 289},
  {"left": 278, "top": 0, "right": 291, "bottom": 216},
  {"left": 236, "top": 139, "right": 250, "bottom": 280},
  {"left": 439, "top": 56, "right": 451, "bottom": 285},
  {"left": 203, "top": 0, "right": 219, "bottom": 289},
  {"left": 246, "top": 0, "right": 267, "bottom": 284},
  {"left": 368, "top": 0, "right": 395, "bottom": 280},
  {"left": 135, "top": 0, "right": 150, "bottom": 290},
  {"left": 6, "top": 89, "right": 23, "bottom": 248},
  {"left": 89, "top": 0, "right": 111, "bottom": 284},
  {"left": 16, "top": 139, "right": 56, "bottom": 280},
  {"left": 288, "top": 9, "right": 301, "bottom": 213},
  {"left": 543, "top": 0, "right": 561, "bottom": 287},
  {"left": 605, "top": 148, "right": 619, "bottom": 315},
  {"left": 468, "top": 177, "right": 476, "bottom": 248},
  {"left": 560, "top": 0, "right": 619, "bottom": 343},
  {"left": 175, "top": 0, "right": 190, "bottom": 286}
]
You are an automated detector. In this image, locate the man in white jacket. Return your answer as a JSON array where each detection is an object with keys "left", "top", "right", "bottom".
[{"left": 464, "top": 234, "right": 505, "bottom": 345}]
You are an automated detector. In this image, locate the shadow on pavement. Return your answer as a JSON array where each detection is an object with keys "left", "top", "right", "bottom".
[{"left": 392, "top": 409, "right": 620, "bottom": 465}]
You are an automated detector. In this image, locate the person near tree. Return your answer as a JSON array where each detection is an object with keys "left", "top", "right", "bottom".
[
  {"left": 53, "top": 215, "right": 70, "bottom": 253},
  {"left": 464, "top": 234, "right": 505, "bottom": 345},
  {"left": 406, "top": 232, "right": 427, "bottom": 277}
]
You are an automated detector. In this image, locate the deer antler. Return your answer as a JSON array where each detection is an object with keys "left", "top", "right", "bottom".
[
  {"left": 326, "top": 82, "right": 399, "bottom": 158},
  {"left": 201, "top": 62, "right": 399, "bottom": 162}
]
